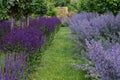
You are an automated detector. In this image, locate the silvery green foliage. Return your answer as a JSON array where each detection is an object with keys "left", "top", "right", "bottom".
[{"left": 73, "top": 64, "right": 100, "bottom": 80}]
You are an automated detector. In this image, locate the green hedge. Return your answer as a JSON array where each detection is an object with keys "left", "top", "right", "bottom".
[{"left": 78, "top": 0, "right": 120, "bottom": 15}]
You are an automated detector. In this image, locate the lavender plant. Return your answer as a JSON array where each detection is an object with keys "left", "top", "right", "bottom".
[
  {"left": 69, "top": 12, "right": 120, "bottom": 52},
  {"left": 70, "top": 12, "right": 120, "bottom": 38},
  {"left": 29, "top": 17, "right": 61, "bottom": 45},
  {"left": 0, "top": 16, "right": 61, "bottom": 80},
  {"left": 0, "top": 53, "right": 28, "bottom": 80},
  {"left": 69, "top": 12, "right": 120, "bottom": 80},
  {"left": 86, "top": 39, "right": 120, "bottom": 80},
  {"left": 0, "top": 17, "right": 61, "bottom": 52},
  {"left": 1, "top": 26, "right": 45, "bottom": 53},
  {"left": 69, "top": 12, "right": 100, "bottom": 52},
  {"left": 29, "top": 17, "right": 61, "bottom": 36}
]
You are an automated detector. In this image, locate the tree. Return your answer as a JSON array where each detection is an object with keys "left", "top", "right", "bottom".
[
  {"left": 54, "top": 0, "right": 70, "bottom": 7},
  {"left": 0, "top": 0, "right": 8, "bottom": 20},
  {"left": 2, "top": 0, "right": 33, "bottom": 28},
  {"left": 19, "top": 0, "right": 33, "bottom": 27},
  {"left": 78, "top": 0, "right": 120, "bottom": 15},
  {"left": 2, "top": 0, "right": 49, "bottom": 29},
  {"left": 77, "top": 0, "right": 88, "bottom": 12},
  {"left": 46, "top": 0, "right": 57, "bottom": 16},
  {"left": 3, "top": 0, "right": 22, "bottom": 29},
  {"left": 33, "top": 0, "right": 48, "bottom": 16}
]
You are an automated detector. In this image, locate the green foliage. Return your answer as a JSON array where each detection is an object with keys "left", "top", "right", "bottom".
[
  {"left": 46, "top": 0, "right": 57, "bottom": 16},
  {"left": 3, "top": 0, "right": 22, "bottom": 19},
  {"left": 20, "top": 0, "right": 33, "bottom": 17},
  {"left": 78, "top": 0, "right": 120, "bottom": 15},
  {"left": 33, "top": 0, "right": 48, "bottom": 16},
  {"left": 0, "top": 0, "right": 51, "bottom": 20},
  {"left": 47, "top": 3, "right": 57, "bottom": 16},
  {"left": 0, "top": 10, "right": 8, "bottom": 20},
  {"left": 0, "top": 1, "right": 8, "bottom": 20},
  {"left": 68, "top": 1, "right": 79, "bottom": 12},
  {"left": 2, "top": 0, "right": 48, "bottom": 19},
  {"left": 47, "top": 8, "right": 57, "bottom": 17},
  {"left": 2, "top": 0, "right": 33, "bottom": 20},
  {"left": 106, "top": 0, "right": 120, "bottom": 15},
  {"left": 77, "top": 0, "right": 88, "bottom": 13},
  {"left": 54, "top": 0, "right": 70, "bottom": 7}
]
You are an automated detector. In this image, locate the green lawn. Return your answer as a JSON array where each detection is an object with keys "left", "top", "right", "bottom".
[{"left": 29, "top": 27, "right": 89, "bottom": 80}]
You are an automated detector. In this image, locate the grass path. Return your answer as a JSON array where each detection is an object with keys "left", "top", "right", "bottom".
[{"left": 30, "top": 27, "right": 88, "bottom": 80}]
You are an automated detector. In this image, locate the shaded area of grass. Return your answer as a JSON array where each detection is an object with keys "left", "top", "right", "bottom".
[{"left": 29, "top": 27, "right": 89, "bottom": 80}]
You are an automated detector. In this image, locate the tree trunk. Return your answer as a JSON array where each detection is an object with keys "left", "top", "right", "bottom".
[
  {"left": 21, "top": 21, "right": 25, "bottom": 29},
  {"left": 27, "top": 17, "right": 30, "bottom": 27},
  {"left": 10, "top": 17, "right": 15, "bottom": 30},
  {"left": 25, "top": 16, "right": 30, "bottom": 27}
]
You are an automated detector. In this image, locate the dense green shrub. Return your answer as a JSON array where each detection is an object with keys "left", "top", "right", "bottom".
[
  {"left": 46, "top": 2, "right": 57, "bottom": 16},
  {"left": 68, "top": 1, "right": 78, "bottom": 12},
  {"left": 2, "top": 0, "right": 49, "bottom": 28},
  {"left": 78, "top": 0, "right": 120, "bottom": 15},
  {"left": 54, "top": 0, "right": 70, "bottom": 7},
  {"left": 77, "top": 0, "right": 88, "bottom": 13},
  {"left": 33, "top": 0, "right": 48, "bottom": 16},
  {"left": 0, "top": 3, "right": 8, "bottom": 20}
]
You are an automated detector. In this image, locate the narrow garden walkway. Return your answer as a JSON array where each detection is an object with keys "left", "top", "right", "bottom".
[{"left": 30, "top": 27, "right": 88, "bottom": 80}]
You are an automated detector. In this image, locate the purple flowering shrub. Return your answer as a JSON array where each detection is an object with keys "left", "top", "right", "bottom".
[
  {"left": 86, "top": 39, "right": 120, "bottom": 80},
  {"left": 69, "top": 12, "right": 120, "bottom": 52},
  {"left": 0, "top": 17, "right": 61, "bottom": 53},
  {"left": 1, "top": 27, "right": 45, "bottom": 53},
  {"left": 29, "top": 17, "right": 61, "bottom": 45},
  {"left": 0, "top": 16, "right": 61, "bottom": 79},
  {"left": 30, "top": 17, "right": 61, "bottom": 36},
  {"left": 69, "top": 12, "right": 120, "bottom": 80},
  {"left": 69, "top": 12, "right": 99, "bottom": 36},
  {"left": 69, "top": 12, "right": 120, "bottom": 40},
  {"left": 0, "top": 53, "right": 28, "bottom": 80}
]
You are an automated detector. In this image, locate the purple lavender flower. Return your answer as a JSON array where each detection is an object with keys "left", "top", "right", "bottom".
[
  {"left": 0, "top": 16, "right": 61, "bottom": 80},
  {"left": 69, "top": 12, "right": 120, "bottom": 40},
  {"left": 69, "top": 12, "right": 120, "bottom": 80},
  {"left": 0, "top": 53, "right": 28, "bottom": 80},
  {"left": 1, "top": 26, "right": 45, "bottom": 53},
  {"left": 86, "top": 39, "right": 120, "bottom": 80},
  {"left": 29, "top": 17, "right": 61, "bottom": 36}
]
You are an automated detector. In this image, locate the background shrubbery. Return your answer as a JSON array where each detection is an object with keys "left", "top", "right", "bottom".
[{"left": 78, "top": 0, "right": 120, "bottom": 15}]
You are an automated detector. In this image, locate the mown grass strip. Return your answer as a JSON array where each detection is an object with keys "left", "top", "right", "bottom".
[{"left": 29, "top": 27, "right": 89, "bottom": 80}]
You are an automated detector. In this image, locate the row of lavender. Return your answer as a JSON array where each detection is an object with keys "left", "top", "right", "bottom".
[
  {"left": 69, "top": 12, "right": 120, "bottom": 80},
  {"left": 0, "top": 17, "right": 61, "bottom": 80}
]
